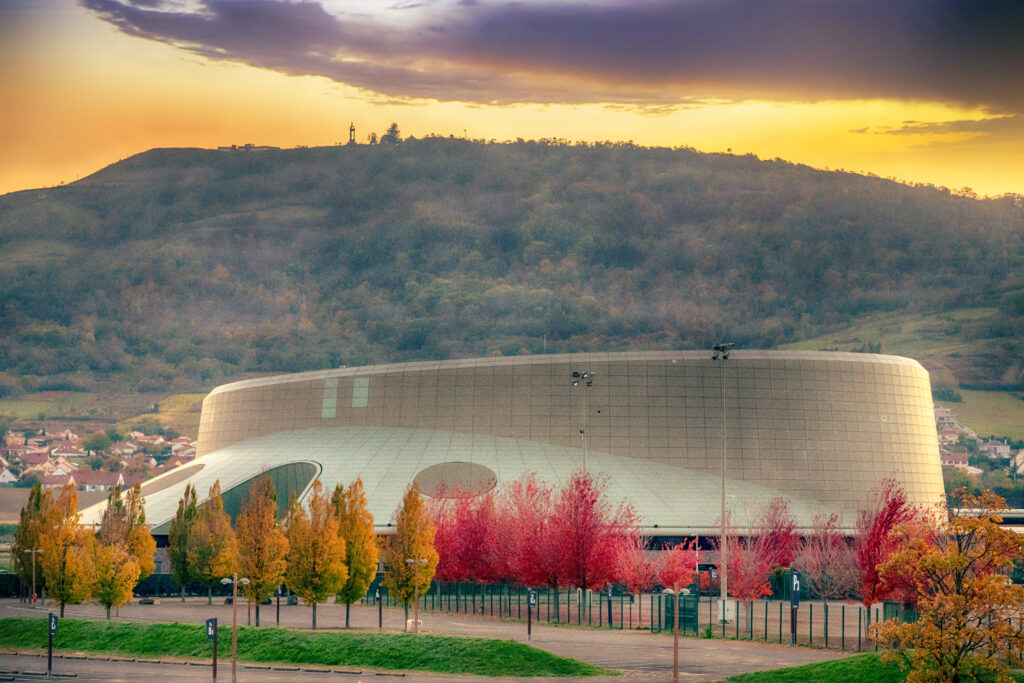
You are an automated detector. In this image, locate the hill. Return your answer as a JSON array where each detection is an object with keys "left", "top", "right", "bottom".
[{"left": 1, "top": 139, "right": 1022, "bottom": 420}]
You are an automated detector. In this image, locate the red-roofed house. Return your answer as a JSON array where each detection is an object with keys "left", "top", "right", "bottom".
[{"left": 74, "top": 470, "right": 125, "bottom": 492}]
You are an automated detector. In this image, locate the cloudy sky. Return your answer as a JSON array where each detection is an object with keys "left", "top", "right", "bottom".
[{"left": 2, "top": 0, "right": 1023, "bottom": 196}]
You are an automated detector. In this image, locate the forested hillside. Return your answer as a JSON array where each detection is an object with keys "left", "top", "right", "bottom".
[{"left": 1, "top": 138, "right": 1022, "bottom": 397}]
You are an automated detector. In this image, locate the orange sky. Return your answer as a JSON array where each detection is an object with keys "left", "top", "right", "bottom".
[{"left": 1, "top": 0, "right": 1022, "bottom": 197}]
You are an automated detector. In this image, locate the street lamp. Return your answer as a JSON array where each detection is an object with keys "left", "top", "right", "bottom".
[
  {"left": 570, "top": 370, "right": 595, "bottom": 471},
  {"left": 662, "top": 585, "right": 690, "bottom": 683},
  {"left": 23, "top": 548, "right": 42, "bottom": 608},
  {"left": 712, "top": 342, "right": 733, "bottom": 624},
  {"left": 405, "top": 557, "right": 427, "bottom": 633},
  {"left": 220, "top": 573, "right": 250, "bottom": 683}
]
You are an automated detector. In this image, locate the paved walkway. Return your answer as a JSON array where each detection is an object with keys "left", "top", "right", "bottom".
[{"left": 0, "top": 598, "right": 849, "bottom": 681}]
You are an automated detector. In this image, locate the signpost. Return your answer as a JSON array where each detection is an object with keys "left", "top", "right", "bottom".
[
  {"left": 207, "top": 618, "right": 218, "bottom": 680},
  {"left": 47, "top": 612, "right": 57, "bottom": 676},
  {"left": 528, "top": 591, "right": 536, "bottom": 641},
  {"left": 376, "top": 587, "right": 382, "bottom": 632},
  {"left": 790, "top": 570, "right": 801, "bottom": 646}
]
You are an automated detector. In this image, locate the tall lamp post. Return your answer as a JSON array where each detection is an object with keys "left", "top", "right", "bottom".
[
  {"left": 570, "top": 370, "right": 595, "bottom": 471},
  {"left": 23, "top": 548, "right": 42, "bottom": 608},
  {"left": 406, "top": 558, "right": 427, "bottom": 633},
  {"left": 220, "top": 573, "right": 249, "bottom": 683},
  {"left": 712, "top": 342, "right": 733, "bottom": 623},
  {"left": 662, "top": 584, "right": 690, "bottom": 683}
]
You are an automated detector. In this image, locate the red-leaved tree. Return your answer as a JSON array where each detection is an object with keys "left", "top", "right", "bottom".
[
  {"left": 551, "top": 469, "right": 637, "bottom": 591},
  {"left": 794, "top": 512, "right": 858, "bottom": 600},
  {"left": 616, "top": 530, "right": 657, "bottom": 595},
  {"left": 854, "top": 478, "right": 919, "bottom": 637},
  {"left": 498, "top": 473, "right": 559, "bottom": 589},
  {"left": 659, "top": 539, "right": 701, "bottom": 590}
]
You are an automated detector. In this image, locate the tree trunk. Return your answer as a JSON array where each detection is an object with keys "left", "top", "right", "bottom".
[
  {"left": 106, "top": 605, "right": 111, "bottom": 620},
  {"left": 208, "top": 584, "right": 213, "bottom": 605},
  {"left": 255, "top": 603, "right": 260, "bottom": 627},
  {"left": 312, "top": 602, "right": 317, "bottom": 630},
  {"left": 345, "top": 602, "right": 350, "bottom": 628},
  {"left": 60, "top": 602, "right": 65, "bottom": 618},
  {"left": 181, "top": 585, "right": 185, "bottom": 603}
]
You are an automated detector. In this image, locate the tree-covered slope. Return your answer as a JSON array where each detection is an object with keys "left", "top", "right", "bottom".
[{"left": 0, "top": 139, "right": 1022, "bottom": 395}]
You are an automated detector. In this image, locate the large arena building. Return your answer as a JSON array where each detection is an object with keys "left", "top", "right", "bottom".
[{"left": 82, "top": 350, "right": 945, "bottom": 536}]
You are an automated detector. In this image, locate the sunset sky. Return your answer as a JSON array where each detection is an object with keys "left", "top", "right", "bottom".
[{"left": 2, "top": 0, "right": 1022, "bottom": 197}]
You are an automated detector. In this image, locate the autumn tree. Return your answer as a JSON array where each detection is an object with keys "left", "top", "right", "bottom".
[
  {"left": 794, "top": 512, "right": 858, "bottom": 600},
  {"left": 381, "top": 482, "right": 439, "bottom": 613},
  {"left": 97, "top": 484, "right": 156, "bottom": 581},
  {"left": 40, "top": 484, "right": 95, "bottom": 617},
  {"left": 616, "top": 530, "right": 658, "bottom": 597},
  {"left": 332, "top": 478, "right": 378, "bottom": 628},
  {"left": 551, "top": 470, "right": 637, "bottom": 590},
  {"left": 874, "top": 490, "right": 1024, "bottom": 682},
  {"left": 235, "top": 477, "right": 289, "bottom": 627},
  {"left": 428, "top": 490, "right": 499, "bottom": 585},
  {"left": 660, "top": 540, "right": 701, "bottom": 590},
  {"left": 92, "top": 543, "right": 140, "bottom": 619},
  {"left": 168, "top": 482, "right": 198, "bottom": 600},
  {"left": 284, "top": 480, "right": 347, "bottom": 630},
  {"left": 855, "top": 479, "right": 919, "bottom": 637},
  {"left": 12, "top": 483, "right": 54, "bottom": 597},
  {"left": 188, "top": 481, "right": 237, "bottom": 604},
  {"left": 715, "top": 499, "right": 797, "bottom": 632},
  {"left": 496, "top": 474, "right": 558, "bottom": 588}
]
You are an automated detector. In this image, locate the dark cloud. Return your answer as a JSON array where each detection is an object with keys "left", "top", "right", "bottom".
[
  {"left": 854, "top": 115, "right": 1024, "bottom": 136},
  {"left": 80, "top": 0, "right": 1024, "bottom": 111}
]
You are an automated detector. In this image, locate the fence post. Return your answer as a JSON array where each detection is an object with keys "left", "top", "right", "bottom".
[
  {"left": 764, "top": 600, "right": 768, "bottom": 641},
  {"left": 779, "top": 601, "right": 783, "bottom": 644},
  {"left": 841, "top": 604, "right": 845, "bottom": 651},
  {"left": 824, "top": 603, "right": 829, "bottom": 649},
  {"left": 809, "top": 603, "right": 813, "bottom": 646},
  {"left": 858, "top": 607, "right": 862, "bottom": 651}
]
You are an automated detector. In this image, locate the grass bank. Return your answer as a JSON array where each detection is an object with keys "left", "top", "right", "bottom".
[
  {"left": 726, "top": 652, "right": 1024, "bottom": 682},
  {"left": 0, "top": 617, "right": 609, "bottom": 677}
]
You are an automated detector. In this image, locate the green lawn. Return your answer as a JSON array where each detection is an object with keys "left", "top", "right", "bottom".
[
  {"left": 725, "top": 653, "right": 906, "bottom": 682},
  {"left": 0, "top": 617, "right": 610, "bottom": 677},
  {"left": 0, "top": 392, "right": 93, "bottom": 420}
]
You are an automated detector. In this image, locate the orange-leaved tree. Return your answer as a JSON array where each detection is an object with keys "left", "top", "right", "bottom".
[
  {"left": 874, "top": 489, "right": 1024, "bottom": 682},
  {"left": 40, "top": 483, "right": 95, "bottom": 617},
  {"left": 285, "top": 480, "right": 347, "bottom": 630},
  {"left": 332, "top": 478, "right": 378, "bottom": 628},
  {"left": 187, "top": 480, "right": 237, "bottom": 604},
  {"left": 236, "top": 477, "right": 289, "bottom": 627},
  {"left": 381, "top": 482, "right": 439, "bottom": 619}
]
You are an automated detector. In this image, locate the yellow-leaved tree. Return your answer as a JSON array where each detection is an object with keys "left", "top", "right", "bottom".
[
  {"left": 93, "top": 543, "right": 140, "bottom": 619},
  {"left": 40, "top": 483, "right": 95, "bottom": 617},
  {"left": 97, "top": 484, "right": 156, "bottom": 582},
  {"left": 874, "top": 489, "right": 1024, "bottom": 682},
  {"left": 284, "top": 480, "right": 347, "bottom": 630},
  {"left": 381, "top": 482, "right": 438, "bottom": 629},
  {"left": 187, "top": 480, "right": 237, "bottom": 604},
  {"left": 236, "top": 477, "right": 289, "bottom": 626},
  {"left": 333, "top": 478, "right": 379, "bottom": 628}
]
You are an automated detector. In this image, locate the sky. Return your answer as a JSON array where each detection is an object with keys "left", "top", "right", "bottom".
[{"left": 2, "top": 0, "right": 1023, "bottom": 197}]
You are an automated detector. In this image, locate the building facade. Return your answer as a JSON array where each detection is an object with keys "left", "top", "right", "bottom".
[{"left": 82, "top": 350, "right": 945, "bottom": 536}]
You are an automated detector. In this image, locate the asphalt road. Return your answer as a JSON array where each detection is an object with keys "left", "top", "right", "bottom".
[{"left": 0, "top": 598, "right": 849, "bottom": 681}]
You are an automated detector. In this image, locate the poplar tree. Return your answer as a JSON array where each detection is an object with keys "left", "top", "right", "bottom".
[
  {"left": 168, "top": 483, "right": 198, "bottom": 601},
  {"left": 284, "top": 480, "right": 347, "bottom": 630},
  {"left": 97, "top": 484, "right": 156, "bottom": 581},
  {"left": 93, "top": 543, "right": 140, "bottom": 619},
  {"left": 236, "top": 477, "right": 289, "bottom": 626},
  {"left": 381, "top": 482, "right": 438, "bottom": 608},
  {"left": 333, "top": 478, "right": 378, "bottom": 628},
  {"left": 12, "top": 483, "right": 54, "bottom": 596},
  {"left": 188, "top": 480, "right": 238, "bottom": 604},
  {"left": 40, "top": 483, "right": 95, "bottom": 617}
]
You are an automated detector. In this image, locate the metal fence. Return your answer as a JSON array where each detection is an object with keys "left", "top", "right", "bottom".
[{"left": 360, "top": 578, "right": 900, "bottom": 650}]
